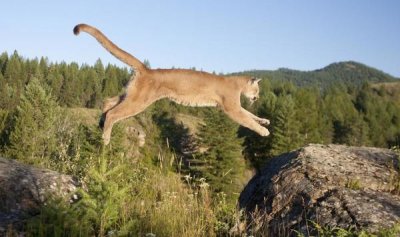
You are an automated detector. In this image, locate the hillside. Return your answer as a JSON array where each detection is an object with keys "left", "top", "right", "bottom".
[
  {"left": 233, "top": 61, "right": 399, "bottom": 87},
  {"left": 2, "top": 145, "right": 399, "bottom": 236},
  {"left": 1, "top": 52, "right": 400, "bottom": 236},
  {"left": 371, "top": 81, "right": 400, "bottom": 101}
]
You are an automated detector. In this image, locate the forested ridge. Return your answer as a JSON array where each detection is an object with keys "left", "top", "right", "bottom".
[
  {"left": 233, "top": 61, "right": 398, "bottom": 88},
  {"left": 0, "top": 50, "right": 400, "bottom": 236}
]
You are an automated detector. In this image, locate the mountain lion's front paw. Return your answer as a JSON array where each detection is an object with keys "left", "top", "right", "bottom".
[
  {"left": 259, "top": 118, "right": 270, "bottom": 125},
  {"left": 259, "top": 127, "right": 270, "bottom": 136}
]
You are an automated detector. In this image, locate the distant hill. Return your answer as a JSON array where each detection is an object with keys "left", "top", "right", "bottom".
[{"left": 233, "top": 61, "right": 399, "bottom": 87}]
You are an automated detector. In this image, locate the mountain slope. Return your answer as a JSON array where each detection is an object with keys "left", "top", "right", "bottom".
[{"left": 233, "top": 61, "right": 398, "bottom": 87}]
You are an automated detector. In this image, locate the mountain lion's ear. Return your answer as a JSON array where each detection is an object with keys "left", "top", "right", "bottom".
[{"left": 250, "top": 77, "right": 261, "bottom": 84}]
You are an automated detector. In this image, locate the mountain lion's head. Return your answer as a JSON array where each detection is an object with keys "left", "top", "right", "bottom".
[{"left": 242, "top": 77, "right": 261, "bottom": 104}]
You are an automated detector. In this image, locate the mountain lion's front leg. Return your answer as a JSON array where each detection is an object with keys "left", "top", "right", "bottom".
[
  {"left": 222, "top": 106, "right": 270, "bottom": 136},
  {"left": 242, "top": 108, "right": 270, "bottom": 125}
]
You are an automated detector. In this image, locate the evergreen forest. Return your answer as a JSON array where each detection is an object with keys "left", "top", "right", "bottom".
[{"left": 0, "top": 50, "right": 399, "bottom": 236}]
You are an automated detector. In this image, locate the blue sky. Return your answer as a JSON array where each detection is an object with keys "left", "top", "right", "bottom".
[{"left": 1, "top": 0, "right": 400, "bottom": 76}]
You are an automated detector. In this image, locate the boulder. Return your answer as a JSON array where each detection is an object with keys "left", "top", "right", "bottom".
[
  {"left": 239, "top": 144, "right": 400, "bottom": 236},
  {"left": 0, "top": 157, "right": 79, "bottom": 233}
]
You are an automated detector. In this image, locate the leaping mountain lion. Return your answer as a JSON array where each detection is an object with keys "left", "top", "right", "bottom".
[{"left": 73, "top": 23, "right": 270, "bottom": 145}]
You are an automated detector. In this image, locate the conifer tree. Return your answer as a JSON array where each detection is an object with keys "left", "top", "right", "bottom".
[
  {"left": 293, "top": 88, "right": 324, "bottom": 144},
  {"left": 323, "top": 84, "right": 370, "bottom": 146},
  {"left": 0, "top": 73, "right": 6, "bottom": 108},
  {"left": 0, "top": 52, "right": 8, "bottom": 74},
  {"left": 45, "top": 65, "right": 64, "bottom": 100},
  {"left": 193, "top": 110, "right": 246, "bottom": 200},
  {"left": 242, "top": 91, "right": 276, "bottom": 169},
  {"left": 6, "top": 78, "right": 60, "bottom": 165},
  {"left": 102, "top": 65, "right": 120, "bottom": 97},
  {"left": 67, "top": 155, "right": 130, "bottom": 236},
  {"left": 0, "top": 109, "right": 10, "bottom": 150},
  {"left": 59, "top": 62, "right": 80, "bottom": 106},
  {"left": 270, "top": 95, "right": 300, "bottom": 156},
  {"left": 4, "top": 51, "right": 23, "bottom": 85}
]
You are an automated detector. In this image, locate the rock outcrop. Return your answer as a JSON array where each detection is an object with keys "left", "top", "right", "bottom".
[
  {"left": 239, "top": 144, "right": 400, "bottom": 236},
  {"left": 0, "top": 157, "right": 79, "bottom": 233}
]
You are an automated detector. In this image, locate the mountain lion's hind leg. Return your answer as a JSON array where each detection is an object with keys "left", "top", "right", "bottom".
[
  {"left": 103, "top": 84, "right": 158, "bottom": 145},
  {"left": 103, "top": 101, "right": 144, "bottom": 145},
  {"left": 99, "top": 95, "right": 122, "bottom": 129},
  {"left": 103, "top": 96, "right": 121, "bottom": 113}
]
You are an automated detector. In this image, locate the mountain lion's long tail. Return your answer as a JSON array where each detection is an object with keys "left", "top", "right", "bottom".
[{"left": 73, "top": 23, "right": 146, "bottom": 72}]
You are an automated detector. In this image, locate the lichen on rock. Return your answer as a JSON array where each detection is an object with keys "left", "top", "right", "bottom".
[{"left": 239, "top": 144, "right": 400, "bottom": 236}]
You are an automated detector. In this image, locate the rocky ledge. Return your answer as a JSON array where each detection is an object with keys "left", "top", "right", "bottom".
[{"left": 239, "top": 144, "right": 400, "bottom": 236}]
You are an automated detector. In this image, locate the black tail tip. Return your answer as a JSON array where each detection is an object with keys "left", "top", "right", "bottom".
[{"left": 73, "top": 25, "right": 81, "bottom": 35}]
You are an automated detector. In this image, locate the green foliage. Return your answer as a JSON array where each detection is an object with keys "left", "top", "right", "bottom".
[
  {"left": 25, "top": 157, "right": 218, "bottom": 237},
  {"left": 193, "top": 109, "right": 246, "bottom": 201},
  {"left": 6, "top": 78, "right": 60, "bottom": 165},
  {"left": 127, "top": 169, "right": 215, "bottom": 237},
  {"left": 0, "top": 51, "right": 131, "bottom": 111},
  {"left": 1, "top": 51, "right": 400, "bottom": 236},
  {"left": 25, "top": 197, "right": 92, "bottom": 237},
  {"left": 0, "top": 109, "right": 10, "bottom": 149},
  {"left": 213, "top": 192, "right": 239, "bottom": 235},
  {"left": 270, "top": 94, "right": 301, "bottom": 156},
  {"left": 293, "top": 88, "right": 326, "bottom": 144},
  {"left": 346, "top": 179, "right": 362, "bottom": 190},
  {"left": 70, "top": 156, "right": 131, "bottom": 237},
  {"left": 234, "top": 61, "right": 397, "bottom": 88}
]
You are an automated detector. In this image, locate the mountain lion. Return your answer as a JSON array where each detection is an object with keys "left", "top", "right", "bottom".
[{"left": 73, "top": 23, "right": 270, "bottom": 145}]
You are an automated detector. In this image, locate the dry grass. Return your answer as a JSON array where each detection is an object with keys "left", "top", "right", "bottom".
[
  {"left": 66, "top": 107, "right": 101, "bottom": 126},
  {"left": 130, "top": 169, "right": 216, "bottom": 237},
  {"left": 174, "top": 113, "right": 204, "bottom": 135},
  {"left": 371, "top": 82, "right": 400, "bottom": 99}
]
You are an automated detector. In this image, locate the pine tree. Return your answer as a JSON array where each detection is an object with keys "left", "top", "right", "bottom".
[
  {"left": 39, "top": 57, "right": 49, "bottom": 78},
  {"left": 323, "top": 84, "right": 370, "bottom": 146},
  {"left": 80, "top": 67, "right": 102, "bottom": 108},
  {"left": 241, "top": 91, "right": 276, "bottom": 169},
  {"left": 0, "top": 52, "right": 8, "bottom": 74},
  {"left": 293, "top": 88, "right": 324, "bottom": 144},
  {"left": 270, "top": 95, "right": 300, "bottom": 156},
  {"left": 46, "top": 65, "right": 64, "bottom": 100},
  {"left": 0, "top": 108, "right": 10, "bottom": 151},
  {"left": 6, "top": 78, "right": 60, "bottom": 165},
  {"left": 67, "top": 155, "right": 130, "bottom": 237},
  {"left": 3, "top": 51, "right": 24, "bottom": 108},
  {"left": 102, "top": 65, "right": 120, "bottom": 97},
  {"left": 59, "top": 62, "right": 81, "bottom": 106},
  {"left": 193, "top": 110, "right": 246, "bottom": 201}
]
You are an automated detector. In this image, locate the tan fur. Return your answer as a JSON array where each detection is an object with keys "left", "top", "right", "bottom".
[{"left": 74, "top": 23, "right": 270, "bottom": 145}]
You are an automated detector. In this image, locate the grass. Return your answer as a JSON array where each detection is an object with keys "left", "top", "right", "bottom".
[
  {"left": 346, "top": 179, "right": 362, "bottom": 190},
  {"left": 66, "top": 107, "right": 101, "bottom": 126},
  {"left": 19, "top": 149, "right": 232, "bottom": 237},
  {"left": 3, "top": 108, "right": 399, "bottom": 237}
]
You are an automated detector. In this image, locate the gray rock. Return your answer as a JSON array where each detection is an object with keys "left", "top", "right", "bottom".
[
  {"left": 238, "top": 144, "right": 400, "bottom": 236},
  {"left": 0, "top": 157, "right": 79, "bottom": 232}
]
